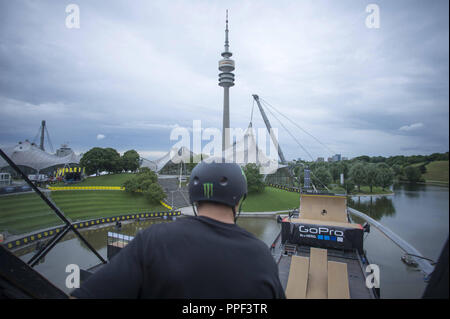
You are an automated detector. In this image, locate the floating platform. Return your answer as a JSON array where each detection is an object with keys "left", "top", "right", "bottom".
[
  {"left": 273, "top": 235, "right": 377, "bottom": 299},
  {"left": 273, "top": 191, "right": 379, "bottom": 299}
]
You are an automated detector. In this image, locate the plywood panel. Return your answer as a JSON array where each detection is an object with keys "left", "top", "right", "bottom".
[
  {"left": 306, "top": 247, "right": 328, "bottom": 299},
  {"left": 285, "top": 256, "right": 309, "bottom": 299},
  {"left": 328, "top": 261, "right": 350, "bottom": 299}
]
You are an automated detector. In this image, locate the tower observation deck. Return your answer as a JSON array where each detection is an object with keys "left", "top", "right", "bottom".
[{"left": 219, "top": 10, "right": 235, "bottom": 151}]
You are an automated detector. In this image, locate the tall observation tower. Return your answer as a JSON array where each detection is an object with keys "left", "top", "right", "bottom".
[{"left": 218, "top": 10, "right": 235, "bottom": 151}]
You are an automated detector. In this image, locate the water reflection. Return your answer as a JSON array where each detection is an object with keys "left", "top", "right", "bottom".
[
  {"left": 15, "top": 216, "right": 280, "bottom": 293},
  {"left": 237, "top": 217, "right": 280, "bottom": 246},
  {"left": 348, "top": 196, "right": 396, "bottom": 220},
  {"left": 77, "top": 219, "right": 172, "bottom": 252},
  {"left": 402, "top": 183, "right": 428, "bottom": 193},
  {"left": 14, "top": 219, "right": 173, "bottom": 258}
]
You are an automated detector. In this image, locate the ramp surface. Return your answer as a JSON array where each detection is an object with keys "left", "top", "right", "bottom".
[
  {"left": 285, "top": 256, "right": 309, "bottom": 299},
  {"left": 328, "top": 261, "right": 350, "bottom": 299},
  {"left": 306, "top": 247, "right": 328, "bottom": 299},
  {"left": 300, "top": 194, "right": 347, "bottom": 223}
]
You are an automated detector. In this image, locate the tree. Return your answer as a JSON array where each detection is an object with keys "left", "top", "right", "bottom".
[
  {"left": 122, "top": 178, "right": 139, "bottom": 193},
  {"left": 147, "top": 183, "right": 166, "bottom": 204},
  {"left": 312, "top": 167, "right": 332, "bottom": 189},
  {"left": 121, "top": 150, "right": 140, "bottom": 172},
  {"left": 404, "top": 166, "right": 422, "bottom": 183},
  {"left": 103, "top": 148, "right": 122, "bottom": 173},
  {"left": 366, "top": 164, "right": 379, "bottom": 193},
  {"left": 122, "top": 168, "right": 166, "bottom": 203},
  {"left": 243, "top": 163, "right": 265, "bottom": 193},
  {"left": 329, "top": 164, "right": 340, "bottom": 183},
  {"left": 80, "top": 147, "right": 123, "bottom": 175},
  {"left": 376, "top": 163, "right": 394, "bottom": 190},
  {"left": 418, "top": 163, "right": 427, "bottom": 174},
  {"left": 343, "top": 178, "right": 356, "bottom": 194},
  {"left": 354, "top": 155, "right": 370, "bottom": 163},
  {"left": 349, "top": 162, "right": 367, "bottom": 192},
  {"left": 392, "top": 164, "right": 404, "bottom": 179},
  {"left": 80, "top": 147, "right": 106, "bottom": 175}
]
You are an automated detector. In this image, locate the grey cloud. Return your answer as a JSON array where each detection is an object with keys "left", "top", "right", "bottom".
[{"left": 0, "top": 0, "right": 448, "bottom": 160}]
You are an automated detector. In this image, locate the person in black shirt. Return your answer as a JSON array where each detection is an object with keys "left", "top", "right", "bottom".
[{"left": 71, "top": 160, "right": 285, "bottom": 299}]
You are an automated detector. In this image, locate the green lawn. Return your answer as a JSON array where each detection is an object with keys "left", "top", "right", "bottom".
[
  {"left": 0, "top": 190, "right": 165, "bottom": 235},
  {"left": 423, "top": 161, "right": 449, "bottom": 183},
  {"left": 0, "top": 193, "right": 63, "bottom": 235},
  {"left": 53, "top": 173, "right": 135, "bottom": 187},
  {"left": 242, "top": 187, "right": 300, "bottom": 212}
]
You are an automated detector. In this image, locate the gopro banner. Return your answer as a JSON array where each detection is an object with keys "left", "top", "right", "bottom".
[{"left": 281, "top": 221, "right": 363, "bottom": 253}]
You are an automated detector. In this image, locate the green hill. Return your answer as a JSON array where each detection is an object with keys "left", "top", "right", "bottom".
[{"left": 423, "top": 161, "right": 449, "bottom": 183}]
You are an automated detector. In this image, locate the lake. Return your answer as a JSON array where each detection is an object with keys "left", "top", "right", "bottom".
[{"left": 13, "top": 183, "right": 448, "bottom": 298}]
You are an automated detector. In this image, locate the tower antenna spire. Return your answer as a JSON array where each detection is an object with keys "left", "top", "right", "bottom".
[
  {"left": 225, "top": 10, "right": 229, "bottom": 52},
  {"left": 218, "top": 10, "right": 235, "bottom": 151}
]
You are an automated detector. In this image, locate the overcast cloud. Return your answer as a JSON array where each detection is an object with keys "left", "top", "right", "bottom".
[{"left": 0, "top": 0, "right": 448, "bottom": 160}]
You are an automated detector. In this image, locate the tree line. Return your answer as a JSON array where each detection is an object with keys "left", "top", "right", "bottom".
[
  {"left": 80, "top": 148, "right": 140, "bottom": 175},
  {"left": 290, "top": 161, "right": 394, "bottom": 193},
  {"left": 78, "top": 147, "right": 447, "bottom": 197},
  {"left": 290, "top": 151, "right": 449, "bottom": 193},
  {"left": 351, "top": 152, "right": 448, "bottom": 167}
]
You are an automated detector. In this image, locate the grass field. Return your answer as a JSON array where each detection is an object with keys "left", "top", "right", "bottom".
[
  {"left": 54, "top": 173, "right": 135, "bottom": 186},
  {"left": 1, "top": 179, "right": 302, "bottom": 234},
  {"left": 242, "top": 187, "right": 300, "bottom": 212},
  {"left": 0, "top": 193, "right": 63, "bottom": 235},
  {"left": 0, "top": 191, "right": 165, "bottom": 235},
  {"left": 423, "top": 161, "right": 449, "bottom": 183}
]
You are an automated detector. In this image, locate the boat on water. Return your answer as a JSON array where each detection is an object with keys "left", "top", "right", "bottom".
[{"left": 271, "top": 189, "right": 379, "bottom": 299}]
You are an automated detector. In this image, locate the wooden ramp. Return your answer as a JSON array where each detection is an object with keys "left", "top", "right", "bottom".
[
  {"left": 328, "top": 261, "right": 350, "bottom": 299},
  {"left": 307, "top": 247, "right": 328, "bottom": 298},
  {"left": 285, "top": 247, "right": 350, "bottom": 299},
  {"left": 299, "top": 194, "right": 348, "bottom": 223},
  {"left": 285, "top": 256, "right": 309, "bottom": 299}
]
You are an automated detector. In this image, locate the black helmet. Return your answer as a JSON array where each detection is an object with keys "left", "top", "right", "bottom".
[{"left": 189, "top": 159, "right": 247, "bottom": 212}]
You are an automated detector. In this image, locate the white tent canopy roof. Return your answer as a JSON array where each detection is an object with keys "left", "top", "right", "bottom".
[
  {"left": 221, "top": 125, "right": 283, "bottom": 174},
  {"left": 0, "top": 141, "right": 80, "bottom": 172},
  {"left": 139, "top": 157, "right": 158, "bottom": 171},
  {"left": 140, "top": 127, "right": 284, "bottom": 174},
  {"left": 148, "top": 146, "right": 195, "bottom": 172}
]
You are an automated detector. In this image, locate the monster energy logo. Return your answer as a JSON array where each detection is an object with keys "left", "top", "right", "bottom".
[{"left": 203, "top": 183, "right": 213, "bottom": 198}]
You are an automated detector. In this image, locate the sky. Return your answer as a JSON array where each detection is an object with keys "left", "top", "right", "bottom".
[{"left": 0, "top": 0, "right": 448, "bottom": 161}]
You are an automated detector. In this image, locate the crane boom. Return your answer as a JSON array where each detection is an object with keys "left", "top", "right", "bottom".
[{"left": 252, "top": 94, "right": 287, "bottom": 165}]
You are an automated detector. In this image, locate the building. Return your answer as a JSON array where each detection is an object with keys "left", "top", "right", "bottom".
[
  {"left": 332, "top": 154, "right": 342, "bottom": 162},
  {"left": 316, "top": 157, "right": 324, "bottom": 162}
]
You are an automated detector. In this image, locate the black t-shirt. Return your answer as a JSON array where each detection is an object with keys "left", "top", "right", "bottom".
[{"left": 71, "top": 216, "right": 286, "bottom": 299}]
